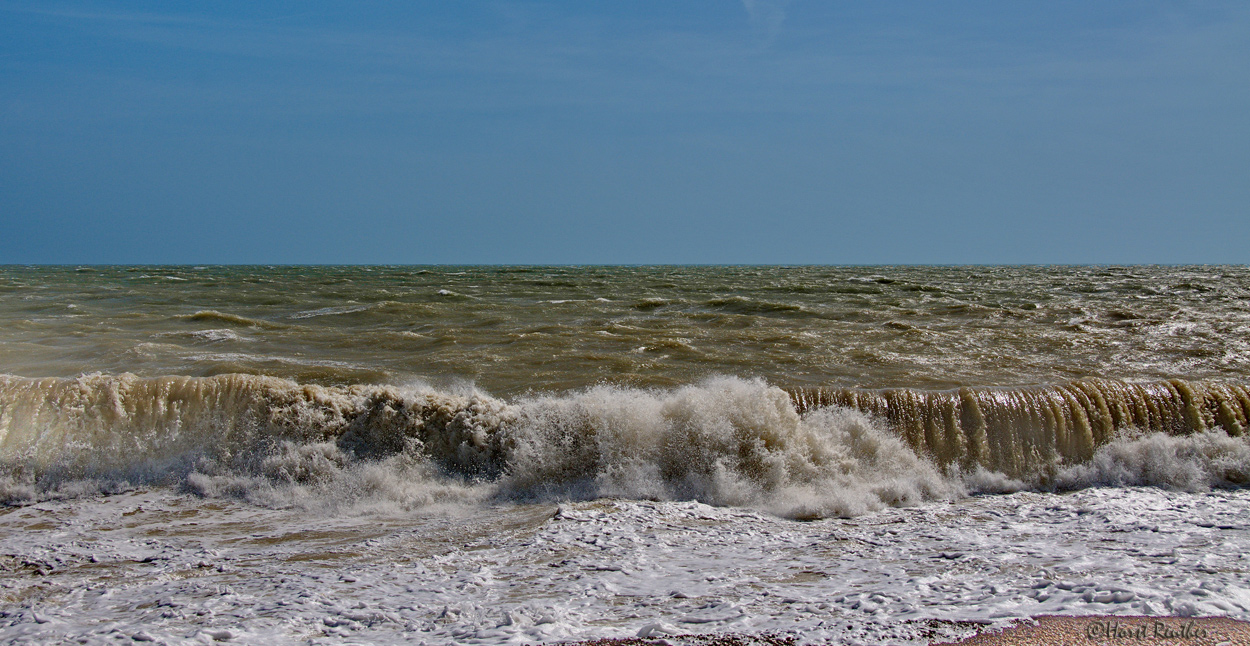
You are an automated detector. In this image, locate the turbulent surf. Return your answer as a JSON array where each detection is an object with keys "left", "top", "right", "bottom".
[
  {"left": 2, "top": 265, "right": 1249, "bottom": 644},
  {"left": 3, "top": 373, "right": 1249, "bottom": 518}
]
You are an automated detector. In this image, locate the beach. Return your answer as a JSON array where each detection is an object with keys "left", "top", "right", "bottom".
[{"left": 2, "top": 265, "right": 1248, "bottom": 644}]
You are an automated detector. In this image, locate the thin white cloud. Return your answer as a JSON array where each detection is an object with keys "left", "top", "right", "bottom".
[{"left": 741, "top": 0, "right": 788, "bottom": 42}]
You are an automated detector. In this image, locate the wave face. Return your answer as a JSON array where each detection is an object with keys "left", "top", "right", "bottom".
[
  {"left": 791, "top": 379, "right": 1250, "bottom": 478},
  {"left": 0, "top": 374, "right": 956, "bottom": 517},
  {"left": 3, "top": 374, "right": 1248, "bottom": 516}
]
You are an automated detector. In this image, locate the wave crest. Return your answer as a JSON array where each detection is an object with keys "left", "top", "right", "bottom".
[
  {"left": 0, "top": 374, "right": 954, "bottom": 516},
  {"left": 2, "top": 374, "right": 1246, "bottom": 516}
]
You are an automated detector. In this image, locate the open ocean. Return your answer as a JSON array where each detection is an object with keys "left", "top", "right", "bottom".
[{"left": 2, "top": 265, "right": 1249, "bottom": 644}]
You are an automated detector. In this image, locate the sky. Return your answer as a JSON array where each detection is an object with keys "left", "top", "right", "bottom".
[{"left": 2, "top": 1, "right": 1248, "bottom": 264}]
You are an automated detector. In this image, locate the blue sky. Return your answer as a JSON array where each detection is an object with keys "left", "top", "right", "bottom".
[{"left": 2, "top": 1, "right": 1248, "bottom": 264}]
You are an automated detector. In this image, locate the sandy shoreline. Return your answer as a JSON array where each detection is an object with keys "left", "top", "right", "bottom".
[{"left": 554, "top": 616, "right": 1250, "bottom": 646}]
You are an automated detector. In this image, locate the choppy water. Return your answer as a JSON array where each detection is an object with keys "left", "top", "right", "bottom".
[
  {"left": 6, "top": 265, "right": 1250, "bottom": 391},
  {"left": 2, "top": 265, "right": 1249, "bottom": 644}
]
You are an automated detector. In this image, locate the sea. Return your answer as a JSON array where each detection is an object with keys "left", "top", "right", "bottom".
[{"left": 1, "top": 265, "right": 1248, "bottom": 645}]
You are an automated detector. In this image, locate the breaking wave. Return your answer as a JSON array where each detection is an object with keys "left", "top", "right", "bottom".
[
  {"left": 1, "top": 374, "right": 1247, "bottom": 517},
  {"left": 791, "top": 379, "right": 1250, "bottom": 477}
]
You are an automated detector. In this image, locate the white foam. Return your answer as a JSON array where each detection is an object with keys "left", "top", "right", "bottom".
[
  {"left": 289, "top": 305, "right": 370, "bottom": 319},
  {"left": 498, "top": 379, "right": 959, "bottom": 517},
  {"left": 6, "top": 374, "right": 1250, "bottom": 522},
  {"left": 158, "top": 328, "right": 247, "bottom": 343},
  {"left": 0, "top": 375, "right": 958, "bottom": 518},
  {"left": 0, "top": 487, "right": 1246, "bottom": 644},
  {"left": 1054, "top": 429, "right": 1250, "bottom": 491}
]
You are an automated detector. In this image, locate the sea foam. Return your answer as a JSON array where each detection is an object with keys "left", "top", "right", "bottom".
[{"left": 1, "top": 374, "right": 1246, "bottom": 516}]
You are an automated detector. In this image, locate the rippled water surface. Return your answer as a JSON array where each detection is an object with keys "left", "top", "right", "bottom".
[{"left": 3, "top": 265, "right": 1248, "bottom": 393}]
